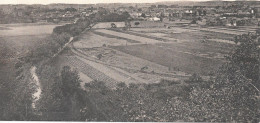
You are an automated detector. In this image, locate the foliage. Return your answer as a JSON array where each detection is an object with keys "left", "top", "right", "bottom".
[
  {"left": 141, "top": 13, "right": 146, "bottom": 18},
  {"left": 64, "top": 8, "right": 77, "bottom": 12},
  {"left": 228, "top": 32, "right": 260, "bottom": 88},
  {"left": 36, "top": 65, "right": 86, "bottom": 121},
  {"left": 134, "top": 22, "right": 140, "bottom": 26},
  {"left": 60, "top": 66, "right": 82, "bottom": 97},
  {"left": 1, "top": 64, "right": 37, "bottom": 120},
  {"left": 92, "top": 11, "right": 131, "bottom": 22},
  {"left": 185, "top": 73, "right": 204, "bottom": 83},
  {"left": 53, "top": 18, "right": 90, "bottom": 36},
  {"left": 187, "top": 63, "right": 259, "bottom": 122},
  {"left": 25, "top": 18, "right": 90, "bottom": 63}
]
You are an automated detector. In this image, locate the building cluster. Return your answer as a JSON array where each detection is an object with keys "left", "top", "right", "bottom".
[
  {"left": 2, "top": 3, "right": 260, "bottom": 26},
  {"left": 100, "top": 3, "right": 260, "bottom": 26}
]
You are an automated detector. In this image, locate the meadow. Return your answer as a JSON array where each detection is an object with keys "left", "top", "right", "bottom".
[
  {"left": 112, "top": 42, "right": 230, "bottom": 75},
  {"left": 0, "top": 23, "right": 60, "bottom": 58},
  {"left": 91, "top": 26, "right": 236, "bottom": 76}
]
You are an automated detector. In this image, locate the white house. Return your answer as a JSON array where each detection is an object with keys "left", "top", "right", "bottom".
[{"left": 149, "top": 17, "right": 160, "bottom": 21}]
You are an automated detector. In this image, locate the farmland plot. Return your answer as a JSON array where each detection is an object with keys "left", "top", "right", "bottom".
[
  {"left": 0, "top": 23, "right": 60, "bottom": 59},
  {"left": 112, "top": 41, "right": 233, "bottom": 75},
  {"left": 71, "top": 43, "right": 188, "bottom": 84},
  {"left": 73, "top": 31, "right": 133, "bottom": 49},
  {"left": 128, "top": 27, "right": 236, "bottom": 44},
  {"left": 130, "top": 21, "right": 165, "bottom": 28},
  {"left": 164, "top": 30, "right": 235, "bottom": 41},
  {"left": 92, "top": 22, "right": 125, "bottom": 29},
  {"left": 94, "top": 29, "right": 162, "bottom": 44},
  {"left": 130, "top": 27, "right": 195, "bottom": 33},
  {"left": 69, "top": 24, "right": 237, "bottom": 85},
  {"left": 183, "top": 26, "right": 250, "bottom": 35},
  {"left": 0, "top": 24, "right": 60, "bottom": 37}
]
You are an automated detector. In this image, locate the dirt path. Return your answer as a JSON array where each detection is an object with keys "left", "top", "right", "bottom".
[
  {"left": 30, "top": 66, "right": 41, "bottom": 108},
  {"left": 52, "top": 37, "right": 74, "bottom": 58},
  {"left": 182, "top": 26, "right": 245, "bottom": 35}
]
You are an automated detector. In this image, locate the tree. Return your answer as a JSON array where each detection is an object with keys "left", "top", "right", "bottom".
[
  {"left": 185, "top": 73, "right": 203, "bottom": 83},
  {"left": 188, "top": 63, "right": 259, "bottom": 122},
  {"left": 111, "top": 23, "right": 117, "bottom": 28},
  {"left": 125, "top": 20, "right": 131, "bottom": 30},
  {"left": 3, "top": 65, "right": 36, "bottom": 120},
  {"left": 61, "top": 66, "right": 81, "bottom": 97},
  {"left": 228, "top": 32, "right": 260, "bottom": 88},
  {"left": 121, "top": 11, "right": 131, "bottom": 20},
  {"left": 36, "top": 65, "right": 85, "bottom": 120},
  {"left": 141, "top": 13, "right": 146, "bottom": 18},
  {"left": 134, "top": 22, "right": 140, "bottom": 26},
  {"left": 64, "top": 8, "right": 77, "bottom": 12}
]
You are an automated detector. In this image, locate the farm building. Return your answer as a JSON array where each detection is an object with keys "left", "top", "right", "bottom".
[{"left": 149, "top": 17, "right": 161, "bottom": 21}]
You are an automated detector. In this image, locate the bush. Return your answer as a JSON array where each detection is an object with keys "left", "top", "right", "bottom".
[
  {"left": 185, "top": 73, "right": 203, "bottom": 83},
  {"left": 134, "top": 22, "right": 140, "bottom": 26}
]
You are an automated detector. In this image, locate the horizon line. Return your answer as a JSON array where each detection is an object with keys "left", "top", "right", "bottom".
[{"left": 0, "top": 0, "right": 246, "bottom": 5}]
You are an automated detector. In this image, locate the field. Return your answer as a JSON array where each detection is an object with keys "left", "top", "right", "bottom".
[
  {"left": 0, "top": 23, "right": 60, "bottom": 58},
  {"left": 66, "top": 22, "right": 260, "bottom": 88},
  {"left": 92, "top": 21, "right": 165, "bottom": 29}
]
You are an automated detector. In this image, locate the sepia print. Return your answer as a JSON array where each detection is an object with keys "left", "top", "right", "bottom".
[{"left": 0, "top": 0, "right": 259, "bottom": 122}]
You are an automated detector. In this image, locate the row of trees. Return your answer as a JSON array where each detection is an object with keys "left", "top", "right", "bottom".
[
  {"left": 90, "top": 11, "right": 131, "bottom": 22},
  {"left": 0, "top": 6, "right": 79, "bottom": 24},
  {"left": 53, "top": 19, "right": 91, "bottom": 36},
  {"left": 23, "top": 18, "right": 91, "bottom": 63}
]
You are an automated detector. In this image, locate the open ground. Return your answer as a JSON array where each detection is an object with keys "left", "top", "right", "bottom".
[{"left": 60, "top": 21, "right": 259, "bottom": 88}]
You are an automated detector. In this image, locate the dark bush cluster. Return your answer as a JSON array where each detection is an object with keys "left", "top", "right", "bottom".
[
  {"left": 92, "top": 11, "right": 131, "bottom": 22},
  {"left": 53, "top": 19, "right": 91, "bottom": 36}
]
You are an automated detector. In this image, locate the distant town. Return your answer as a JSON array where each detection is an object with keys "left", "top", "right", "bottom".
[{"left": 2, "top": 1, "right": 260, "bottom": 26}]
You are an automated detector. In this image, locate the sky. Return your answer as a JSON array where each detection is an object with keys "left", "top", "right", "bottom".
[{"left": 0, "top": 0, "right": 236, "bottom": 5}]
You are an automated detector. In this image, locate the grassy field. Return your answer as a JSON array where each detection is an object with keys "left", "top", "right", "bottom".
[
  {"left": 111, "top": 42, "right": 231, "bottom": 76},
  {"left": 72, "top": 24, "right": 238, "bottom": 80},
  {"left": 103, "top": 26, "right": 236, "bottom": 76},
  {"left": 0, "top": 24, "right": 59, "bottom": 37},
  {"left": 62, "top": 21, "right": 257, "bottom": 86},
  {"left": 0, "top": 23, "right": 60, "bottom": 58},
  {"left": 94, "top": 29, "right": 162, "bottom": 44},
  {"left": 93, "top": 21, "right": 165, "bottom": 29}
]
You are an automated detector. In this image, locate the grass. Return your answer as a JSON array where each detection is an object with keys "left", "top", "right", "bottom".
[
  {"left": 0, "top": 23, "right": 59, "bottom": 58},
  {"left": 0, "top": 35, "right": 50, "bottom": 58},
  {"left": 111, "top": 41, "right": 233, "bottom": 76},
  {"left": 108, "top": 28, "right": 170, "bottom": 42},
  {"left": 93, "top": 21, "right": 165, "bottom": 29},
  {"left": 92, "top": 30, "right": 140, "bottom": 43},
  {"left": 0, "top": 24, "right": 59, "bottom": 37},
  {"left": 88, "top": 26, "right": 235, "bottom": 76},
  {"left": 165, "top": 30, "right": 235, "bottom": 41}
]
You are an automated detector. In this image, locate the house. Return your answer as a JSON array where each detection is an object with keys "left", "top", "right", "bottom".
[{"left": 149, "top": 17, "right": 160, "bottom": 21}]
